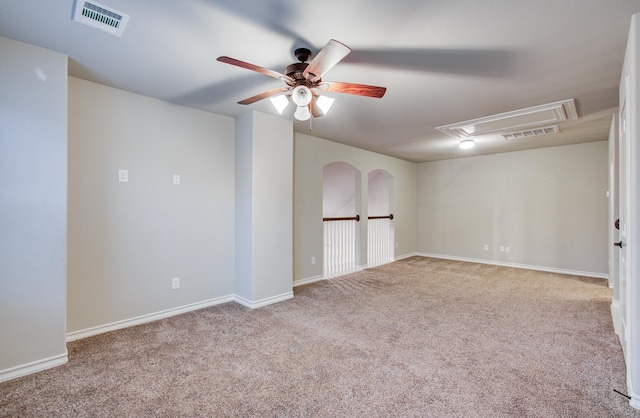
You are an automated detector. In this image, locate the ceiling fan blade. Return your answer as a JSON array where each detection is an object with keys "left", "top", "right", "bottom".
[
  {"left": 320, "top": 81, "right": 386, "bottom": 98},
  {"left": 217, "top": 56, "right": 294, "bottom": 84},
  {"left": 238, "top": 87, "right": 291, "bottom": 105},
  {"left": 303, "top": 39, "right": 351, "bottom": 82},
  {"left": 345, "top": 49, "right": 517, "bottom": 78}
]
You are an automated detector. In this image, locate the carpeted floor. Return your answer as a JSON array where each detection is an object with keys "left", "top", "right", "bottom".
[{"left": 1, "top": 256, "right": 638, "bottom": 417}]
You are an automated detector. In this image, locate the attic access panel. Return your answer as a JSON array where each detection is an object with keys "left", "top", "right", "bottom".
[{"left": 436, "top": 99, "right": 578, "bottom": 138}]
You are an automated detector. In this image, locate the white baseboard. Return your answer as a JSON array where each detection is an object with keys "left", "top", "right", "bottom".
[
  {"left": 366, "top": 258, "right": 398, "bottom": 269},
  {"left": 324, "top": 266, "right": 363, "bottom": 279},
  {"left": 611, "top": 300, "right": 622, "bottom": 336},
  {"left": 0, "top": 352, "right": 68, "bottom": 383},
  {"left": 234, "top": 291, "right": 294, "bottom": 309},
  {"left": 395, "top": 252, "right": 419, "bottom": 261},
  {"left": 416, "top": 252, "right": 609, "bottom": 279},
  {"left": 66, "top": 295, "right": 235, "bottom": 342},
  {"left": 293, "top": 255, "right": 420, "bottom": 286},
  {"left": 630, "top": 394, "right": 640, "bottom": 411},
  {"left": 14, "top": 292, "right": 290, "bottom": 383},
  {"left": 293, "top": 274, "right": 325, "bottom": 287}
]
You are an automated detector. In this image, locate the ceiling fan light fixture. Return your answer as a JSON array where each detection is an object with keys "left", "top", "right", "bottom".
[
  {"left": 294, "top": 105, "right": 311, "bottom": 121},
  {"left": 292, "top": 85, "right": 312, "bottom": 107},
  {"left": 459, "top": 139, "right": 475, "bottom": 150},
  {"left": 315, "top": 95, "right": 335, "bottom": 115},
  {"left": 269, "top": 94, "right": 290, "bottom": 114}
]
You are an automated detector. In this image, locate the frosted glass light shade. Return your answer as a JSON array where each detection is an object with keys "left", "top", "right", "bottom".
[
  {"left": 292, "top": 85, "right": 312, "bottom": 106},
  {"left": 294, "top": 105, "right": 311, "bottom": 121},
  {"left": 315, "top": 95, "right": 335, "bottom": 115},
  {"left": 269, "top": 95, "right": 289, "bottom": 114},
  {"left": 459, "top": 139, "right": 475, "bottom": 149}
]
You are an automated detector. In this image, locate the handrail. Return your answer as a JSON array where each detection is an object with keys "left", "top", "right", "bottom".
[
  {"left": 323, "top": 215, "right": 360, "bottom": 222},
  {"left": 368, "top": 214, "right": 394, "bottom": 220}
]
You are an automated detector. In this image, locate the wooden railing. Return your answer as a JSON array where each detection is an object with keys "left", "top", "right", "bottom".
[
  {"left": 323, "top": 215, "right": 360, "bottom": 222},
  {"left": 368, "top": 214, "right": 393, "bottom": 220}
]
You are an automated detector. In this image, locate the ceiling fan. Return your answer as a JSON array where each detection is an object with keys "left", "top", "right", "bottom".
[{"left": 216, "top": 39, "right": 387, "bottom": 121}]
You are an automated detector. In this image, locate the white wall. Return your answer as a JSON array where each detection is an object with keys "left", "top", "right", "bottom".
[
  {"left": 294, "top": 133, "right": 417, "bottom": 283},
  {"left": 416, "top": 141, "right": 609, "bottom": 275},
  {"left": 234, "top": 111, "right": 293, "bottom": 306},
  {"left": 0, "top": 37, "right": 68, "bottom": 380},
  {"left": 67, "top": 77, "right": 235, "bottom": 336}
]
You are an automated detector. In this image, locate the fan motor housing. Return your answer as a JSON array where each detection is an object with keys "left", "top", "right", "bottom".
[
  {"left": 284, "top": 47, "right": 322, "bottom": 86},
  {"left": 294, "top": 47, "right": 312, "bottom": 62},
  {"left": 285, "top": 63, "right": 322, "bottom": 87},
  {"left": 285, "top": 63, "right": 308, "bottom": 80}
]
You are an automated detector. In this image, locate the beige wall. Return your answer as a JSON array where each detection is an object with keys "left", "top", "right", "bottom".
[
  {"left": 416, "top": 141, "right": 609, "bottom": 275},
  {"left": 67, "top": 77, "right": 235, "bottom": 334},
  {"left": 293, "top": 133, "right": 417, "bottom": 283}
]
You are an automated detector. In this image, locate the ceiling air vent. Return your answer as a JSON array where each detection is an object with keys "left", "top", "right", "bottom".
[
  {"left": 503, "top": 126, "right": 559, "bottom": 140},
  {"left": 72, "top": 0, "right": 130, "bottom": 37}
]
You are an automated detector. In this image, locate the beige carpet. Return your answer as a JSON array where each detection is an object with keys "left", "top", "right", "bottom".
[{"left": 1, "top": 256, "right": 638, "bottom": 417}]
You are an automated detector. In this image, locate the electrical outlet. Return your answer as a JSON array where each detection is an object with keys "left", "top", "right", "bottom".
[
  {"left": 171, "top": 277, "right": 180, "bottom": 289},
  {"left": 118, "top": 169, "right": 128, "bottom": 183},
  {"left": 505, "top": 246, "right": 510, "bottom": 253},
  {"left": 173, "top": 174, "right": 180, "bottom": 185},
  {"left": 483, "top": 244, "right": 489, "bottom": 251},
  {"left": 500, "top": 246, "right": 505, "bottom": 252},
  {"left": 395, "top": 242, "right": 399, "bottom": 249},
  {"left": 311, "top": 256, "right": 316, "bottom": 265}
]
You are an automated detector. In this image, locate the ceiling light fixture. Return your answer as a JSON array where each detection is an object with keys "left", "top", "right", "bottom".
[
  {"left": 269, "top": 95, "right": 289, "bottom": 115},
  {"left": 268, "top": 85, "right": 338, "bottom": 121},
  {"left": 291, "top": 86, "right": 313, "bottom": 121},
  {"left": 459, "top": 139, "right": 475, "bottom": 150},
  {"left": 292, "top": 86, "right": 312, "bottom": 106},
  {"left": 269, "top": 86, "right": 336, "bottom": 121},
  {"left": 315, "top": 95, "right": 335, "bottom": 115},
  {"left": 294, "top": 105, "right": 311, "bottom": 121}
]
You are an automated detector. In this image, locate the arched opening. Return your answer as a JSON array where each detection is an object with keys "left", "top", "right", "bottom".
[
  {"left": 367, "top": 169, "right": 394, "bottom": 266},
  {"left": 323, "top": 162, "right": 361, "bottom": 277}
]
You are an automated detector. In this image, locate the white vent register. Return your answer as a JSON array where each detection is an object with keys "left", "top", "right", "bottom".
[
  {"left": 72, "top": 0, "right": 130, "bottom": 36},
  {"left": 503, "top": 125, "right": 559, "bottom": 140}
]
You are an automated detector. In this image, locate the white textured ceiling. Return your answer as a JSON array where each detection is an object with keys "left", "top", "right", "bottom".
[{"left": 2, "top": 0, "right": 639, "bottom": 162}]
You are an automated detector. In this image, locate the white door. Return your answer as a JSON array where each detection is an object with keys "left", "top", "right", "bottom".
[{"left": 618, "top": 77, "right": 631, "bottom": 359}]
